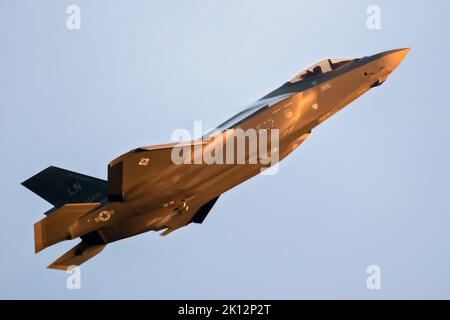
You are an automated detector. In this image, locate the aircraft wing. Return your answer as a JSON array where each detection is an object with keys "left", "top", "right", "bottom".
[{"left": 107, "top": 141, "right": 207, "bottom": 201}]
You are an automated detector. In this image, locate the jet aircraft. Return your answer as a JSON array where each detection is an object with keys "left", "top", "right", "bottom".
[{"left": 22, "top": 49, "right": 409, "bottom": 270}]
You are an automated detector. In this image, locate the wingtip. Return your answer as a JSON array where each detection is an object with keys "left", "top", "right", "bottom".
[
  {"left": 47, "top": 263, "right": 74, "bottom": 271},
  {"left": 34, "top": 220, "right": 45, "bottom": 254}
]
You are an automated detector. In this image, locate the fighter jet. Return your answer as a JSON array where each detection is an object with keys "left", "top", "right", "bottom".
[{"left": 22, "top": 48, "right": 409, "bottom": 270}]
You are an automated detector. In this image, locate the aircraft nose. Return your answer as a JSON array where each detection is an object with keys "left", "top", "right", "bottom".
[{"left": 382, "top": 48, "right": 410, "bottom": 72}]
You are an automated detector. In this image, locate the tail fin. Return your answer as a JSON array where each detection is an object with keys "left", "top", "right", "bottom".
[
  {"left": 48, "top": 241, "right": 106, "bottom": 271},
  {"left": 22, "top": 166, "right": 107, "bottom": 211},
  {"left": 34, "top": 203, "right": 101, "bottom": 253}
]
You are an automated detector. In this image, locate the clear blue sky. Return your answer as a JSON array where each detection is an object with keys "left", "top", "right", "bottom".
[{"left": 1, "top": 0, "right": 450, "bottom": 299}]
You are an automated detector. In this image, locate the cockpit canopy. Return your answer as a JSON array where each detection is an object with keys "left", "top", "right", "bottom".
[{"left": 289, "top": 58, "right": 354, "bottom": 83}]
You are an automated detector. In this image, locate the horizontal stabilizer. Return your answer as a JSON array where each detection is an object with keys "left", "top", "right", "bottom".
[
  {"left": 22, "top": 166, "right": 107, "bottom": 209},
  {"left": 48, "top": 241, "right": 106, "bottom": 271},
  {"left": 34, "top": 203, "right": 101, "bottom": 253}
]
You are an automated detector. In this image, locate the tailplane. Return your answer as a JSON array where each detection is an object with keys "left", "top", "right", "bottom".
[
  {"left": 23, "top": 167, "right": 111, "bottom": 270},
  {"left": 48, "top": 241, "right": 106, "bottom": 271},
  {"left": 34, "top": 203, "right": 102, "bottom": 253}
]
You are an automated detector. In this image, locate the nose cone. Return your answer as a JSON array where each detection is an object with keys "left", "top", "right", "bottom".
[{"left": 381, "top": 48, "right": 410, "bottom": 72}]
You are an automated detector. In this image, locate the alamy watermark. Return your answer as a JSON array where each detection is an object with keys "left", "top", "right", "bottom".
[
  {"left": 366, "top": 5, "right": 381, "bottom": 30},
  {"left": 169, "top": 121, "right": 280, "bottom": 175},
  {"left": 66, "top": 265, "right": 81, "bottom": 290},
  {"left": 66, "top": 5, "right": 81, "bottom": 30},
  {"left": 366, "top": 264, "right": 382, "bottom": 290}
]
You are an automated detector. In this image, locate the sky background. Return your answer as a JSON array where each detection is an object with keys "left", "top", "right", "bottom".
[{"left": 1, "top": 0, "right": 450, "bottom": 299}]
